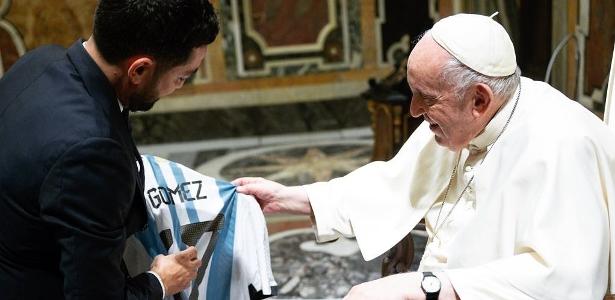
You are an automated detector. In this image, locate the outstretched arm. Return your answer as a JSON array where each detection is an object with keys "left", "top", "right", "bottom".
[{"left": 232, "top": 177, "right": 311, "bottom": 214}]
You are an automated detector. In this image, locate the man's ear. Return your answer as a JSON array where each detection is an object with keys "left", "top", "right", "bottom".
[
  {"left": 471, "top": 83, "right": 495, "bottom": 118},
  {"left": 126, "top": 57, "right": 155, "bottom": 85}
]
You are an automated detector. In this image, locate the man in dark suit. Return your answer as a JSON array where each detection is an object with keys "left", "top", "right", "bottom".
[{"left": 0, "top": 1, "right": 219, "bottom": 299}]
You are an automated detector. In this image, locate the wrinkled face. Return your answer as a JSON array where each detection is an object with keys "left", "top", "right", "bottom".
[
  {"left": 407, "top": 36, "right": 477, "bottom": 151},
  {"left": 128, "top": 46, "right": 208, "bottom": 112}
]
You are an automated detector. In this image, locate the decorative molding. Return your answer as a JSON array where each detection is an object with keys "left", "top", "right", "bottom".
[
  {"left": 144, "top": 79, "right": 369, "bottom": 114},
  {"left": 0, "top": 0, "right": 26, "bottom": 77},
  {"left": 243, "top": 0, "right": 337, "bottom": 55},
  {"left": 385, "top": 34, "right": 410, "bottom": 67},
  {"left": 191, "top": 51, "right": 213, "bottom": 84},
  {"left": 226, "top": 0, "right": 358, "bottom": 78},
  {"left": 374, "top": 0, "right": 386, "bottom": 66},
  {"left": 374, "top": 1, "right": 430, "bottom": 67}
]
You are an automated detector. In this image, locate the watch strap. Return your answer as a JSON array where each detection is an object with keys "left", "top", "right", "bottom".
[{"left": 421, "top": 271, "right": 441, "bottom": 300}]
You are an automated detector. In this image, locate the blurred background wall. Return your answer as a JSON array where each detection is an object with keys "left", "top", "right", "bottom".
[{"left": 0, "top": 0, "right": 612, "bottom": 144}]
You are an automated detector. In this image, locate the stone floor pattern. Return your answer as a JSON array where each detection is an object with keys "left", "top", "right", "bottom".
[{"left": 139, "top": 127, "right": 427, "bottom": 299}]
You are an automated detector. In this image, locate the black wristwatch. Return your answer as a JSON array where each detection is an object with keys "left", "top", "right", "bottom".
[{"left": 421, "top": 271, "right": 441, "bottom": 300}]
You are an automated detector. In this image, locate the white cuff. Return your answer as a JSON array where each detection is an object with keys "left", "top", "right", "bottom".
[
  {"left": 147, "top": 270, "right": 166, "bottom": 299},
  {"left": 304, "top": 182, "right": 344, "bottom": 242}
]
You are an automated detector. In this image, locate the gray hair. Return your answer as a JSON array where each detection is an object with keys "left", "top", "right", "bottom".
[
  {"left": 417, "top": 30, "right": 521, "bottom": 102},
  {"left": 441, "top": 56, "right": 521, "bottom": 102}
]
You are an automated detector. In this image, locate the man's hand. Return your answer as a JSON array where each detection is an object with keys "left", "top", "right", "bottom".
[
  {"left": 232, "top": 177, "right": 311, "bottom": 214},
  {"left": 344, "top": 272, "right": 422, "bottom": 300},
  {"left": 344, "top": 272, "right": 459, "bottom": 300},
  {"left": 150, "top": 246, "right": 202, "bottom": 295}
]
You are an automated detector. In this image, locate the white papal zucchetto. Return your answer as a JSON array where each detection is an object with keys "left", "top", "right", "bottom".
[{"left": 431, "top": 13, "right": 517, "bottom": 77}]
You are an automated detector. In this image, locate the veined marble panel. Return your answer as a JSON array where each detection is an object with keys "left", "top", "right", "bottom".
[
  {"left": 246, "top": 0, "right": 334, "bottom": 54},
  {"left": 222, "top": 0, "right": 362, "bottom": 78}
]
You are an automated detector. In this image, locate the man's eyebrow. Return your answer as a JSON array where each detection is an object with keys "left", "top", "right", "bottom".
[
  {"left": 422, "top": 91, "right": 439, "bottom": 100},
  {"left": 409, "top": 82, "right": 439, "bottom": 100},
  {"left": 413, "top": 87, "right": 434, "bottom": 99},
  {"left": 184, "top": 68, "right": 199, "bottom": 77}
]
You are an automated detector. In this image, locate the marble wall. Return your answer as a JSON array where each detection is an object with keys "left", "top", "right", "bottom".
[
  {"left": 0, "top": 0, "right": 437, "bottom": 144},
  {"left": 0, "top": 0, "right": 433, "bottom": 115},
  {"left": 2, "top": 0, "right": 612, "bottom": 115},
  {"left": 222, "top": 0, "right": 362, "bottom": 78},
  {"left": 0, "top": 0, "right": 96, "bottom": 74}
]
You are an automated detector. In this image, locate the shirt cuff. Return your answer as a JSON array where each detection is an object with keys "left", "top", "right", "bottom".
[
  {"left": 147, "top": 271, "right": 166, "bottom": 299},
  {"left": 304, "top": 182, "right": 343, "bottom": 242}
]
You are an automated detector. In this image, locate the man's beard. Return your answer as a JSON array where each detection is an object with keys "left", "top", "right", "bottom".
[
  {"left": 128, "top": 94, "right": 158, "bottom": 112},
  {"left": 127, "top": 76, "right": 160, "bottom": 112}
]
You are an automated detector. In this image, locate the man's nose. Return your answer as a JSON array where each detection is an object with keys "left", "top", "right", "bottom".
[{"left": 409, "top": 97, "right": 424, "bottom": 118}]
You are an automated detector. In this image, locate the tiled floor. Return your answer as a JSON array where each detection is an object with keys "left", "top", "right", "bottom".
[
  {"left": 137, "top": 127, "right": 426, "bottom": 299},
  {"left": 138, "top": 127, "right": 373, "bottom": 170}
]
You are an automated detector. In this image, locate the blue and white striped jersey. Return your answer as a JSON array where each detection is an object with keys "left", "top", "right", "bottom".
[{"left": 136, "top": 155, "right": 277, "bottom": 300}]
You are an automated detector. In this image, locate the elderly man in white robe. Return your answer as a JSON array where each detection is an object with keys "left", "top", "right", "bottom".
[{"left": 234, "top": 13, "right": 615, "bottom": 300}]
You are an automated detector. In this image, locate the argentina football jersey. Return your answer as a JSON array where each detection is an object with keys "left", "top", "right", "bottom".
[{"left": 135, "top": 155, "right": 277, "bottom": 300}]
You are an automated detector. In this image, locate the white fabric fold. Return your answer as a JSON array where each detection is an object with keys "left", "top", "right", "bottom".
[{"left": 305, "top": 77, "right": 615, "bottom": 297}]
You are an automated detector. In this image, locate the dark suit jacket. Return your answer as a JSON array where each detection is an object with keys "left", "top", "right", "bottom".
[{"left": 0, "top": 40, "right": 163, "bottom": 299}]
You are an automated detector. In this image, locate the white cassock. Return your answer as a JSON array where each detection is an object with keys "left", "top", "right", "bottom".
[{"left": 305, "top": 77, "right": 615, "bottom": 299}]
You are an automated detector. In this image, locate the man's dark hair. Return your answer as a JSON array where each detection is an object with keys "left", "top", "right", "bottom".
[{"left": 93, "top": 0, "right": 219, "bottom": 71}]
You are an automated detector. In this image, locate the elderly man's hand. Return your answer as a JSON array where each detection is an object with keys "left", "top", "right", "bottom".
[
  {"left": 150, "top": 246, "right": 202, "bottom": 295},
  {"left": 344, "top": 272, "right": 423, "bottom": 300},
  {"left": 232, "top": 177, "right": 311, "bottom": 214},
  {"left": 344, "top": 272, "right": 459, "bottom": 300}
]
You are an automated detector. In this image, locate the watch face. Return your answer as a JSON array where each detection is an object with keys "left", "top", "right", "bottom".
[{"left": 422, "top": 276, "right": 441, "bottom": 293}]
